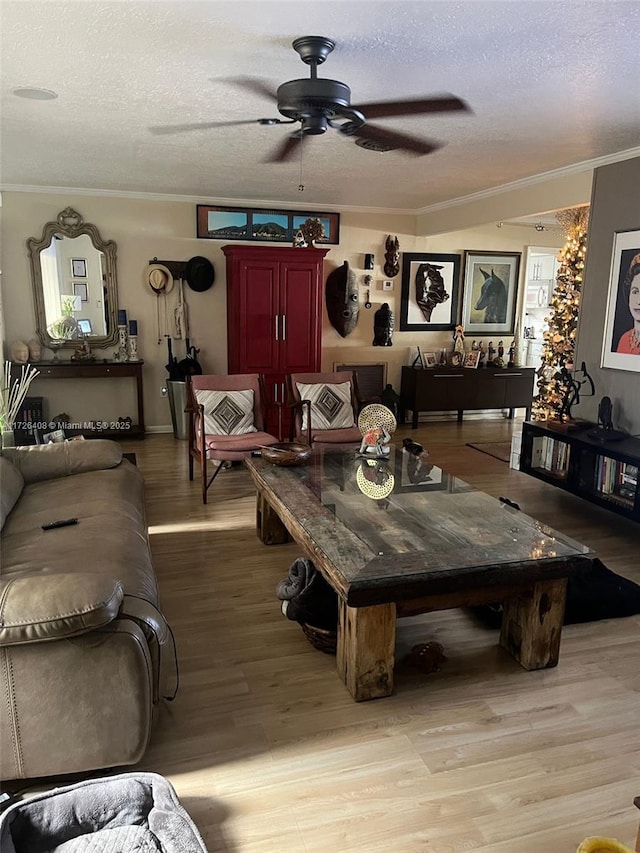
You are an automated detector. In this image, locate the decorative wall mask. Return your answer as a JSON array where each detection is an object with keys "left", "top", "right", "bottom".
[
  {"left": 384, "top": 236, "right": 400, "bottom": 278},
  {"left": 325, "top": 261, "right": 359, "bottom": 338},
  {"left": 415, "top": 262, "right": 450, "bottom": 321},
  {"left": 373, "top": 303, "right": 394, "bottom": 346}
]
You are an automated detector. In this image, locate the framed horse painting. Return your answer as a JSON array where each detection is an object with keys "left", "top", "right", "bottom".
[
  {"left": 399, "top": 253, "right": 461, "bottom": 331},
  {"left": 461, "top": 250, "right": 521, "bottom": 335}
]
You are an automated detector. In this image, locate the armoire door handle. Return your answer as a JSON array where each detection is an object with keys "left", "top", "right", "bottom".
[
  {"left": 275, "top": 315, "right": 279, "bottom": 341},
  {"left": 281, "top": 314, "right": 286, "bottom": 341}
]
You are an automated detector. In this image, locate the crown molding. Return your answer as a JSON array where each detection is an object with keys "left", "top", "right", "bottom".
[
  {"left": 3, "top": 145, "right": 637, "bottom": 217},
  {"left": 416, "top": 147, "right": 640, "bottom": 216},
  {"left": 0, "top": 184, "right": 415, "bottom": 217}
]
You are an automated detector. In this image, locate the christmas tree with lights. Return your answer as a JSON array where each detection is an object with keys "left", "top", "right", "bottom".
[{"left": 532, "top": 207, "right": 589, "bottom": 421}]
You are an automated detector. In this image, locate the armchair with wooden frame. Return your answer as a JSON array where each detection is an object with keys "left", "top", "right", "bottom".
[
  {"left": 186, "top": 374, "right": 279, "bottom": 503},
  {"left": 286, "top": 370, "right": 364, "bottom": 448}
]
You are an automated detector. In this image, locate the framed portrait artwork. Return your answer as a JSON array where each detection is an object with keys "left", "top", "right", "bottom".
[
  {"left": 461, "top": 250, "right": 521, "bottom": 335},
  {"left": 601, "top": 229, "right": 640, "bottom": 372},
  {"left": 399, "top": 253, "right": 461, "bottom": 331}
]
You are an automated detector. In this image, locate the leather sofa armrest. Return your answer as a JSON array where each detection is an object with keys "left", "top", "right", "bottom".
[
  {"left": 0, "top": 574, "right": 124, "bottom": 646},
  {"left": 2, "top": 440, "right": 123, "bottom": 484}
]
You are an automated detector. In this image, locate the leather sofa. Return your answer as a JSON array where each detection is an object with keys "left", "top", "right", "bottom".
[{"left": 0, "top": 440, "right": 176, "bottom": 780}]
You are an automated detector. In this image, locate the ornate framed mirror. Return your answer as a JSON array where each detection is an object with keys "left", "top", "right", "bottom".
[{"left": 27, "top": 207, "right": 119, "bottom": 349}]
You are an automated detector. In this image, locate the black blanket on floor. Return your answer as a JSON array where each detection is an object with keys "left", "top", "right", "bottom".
[{"left": 471, "top": 559, "right": 640, "bottom": 628}]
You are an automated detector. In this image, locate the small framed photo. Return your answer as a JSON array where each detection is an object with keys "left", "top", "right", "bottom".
[
  {"left": 42, "top": 428, "right": 66, "bottom": 444},
  {"left": 71, "top": 258, "right": 87, "bottom": 277},
  {"left": 601, "top": 228, "right": 640, "bottom": 371},
  {"left": 73, "top": 281, "right": 88, "bottom": 302},
  {"left": 424, "top": 351, "right": 438, "bottom": 368},
  {"left": 463, "top": 350, "right": 480, "bottom": 369}
]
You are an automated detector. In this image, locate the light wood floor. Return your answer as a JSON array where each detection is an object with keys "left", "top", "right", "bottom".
[{"left": 39, "top": 420, "right": 640, "bottom": 850}]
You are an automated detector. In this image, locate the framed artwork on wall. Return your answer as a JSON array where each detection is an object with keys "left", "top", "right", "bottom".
[
  {"left": 461, "top": 250, "right": 521, "bottom": 335},
  {"left": 73, "top": 281, "right": 88, "bottom": 302},
  {"left": 399, "top": 253, "right": 461, "bottom": 331},
  {"left": 601, "top": 228, "right": 640, "bottom": 371},
  {"left": 71, "top": 258, "right": 87, "bottom": 277},
  {"left": 196, "top": 204, "right": 340, "bottom": 244}
]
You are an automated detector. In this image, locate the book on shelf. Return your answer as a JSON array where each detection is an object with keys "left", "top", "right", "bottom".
[
  {"left": 531, "top": 434, "right": 569, "bottom": 474},
  {"left": 594, "top": 456, "right": 638, "bottom": 503}
]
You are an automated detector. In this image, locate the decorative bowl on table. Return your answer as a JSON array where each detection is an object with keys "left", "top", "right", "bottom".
[{"left": 260, "top": 442, "right": 312, "bottom": 467}]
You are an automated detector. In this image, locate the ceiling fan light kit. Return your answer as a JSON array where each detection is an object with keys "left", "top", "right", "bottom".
[{"left": 153, "top": 36, "right": 470, "bottom": 162}]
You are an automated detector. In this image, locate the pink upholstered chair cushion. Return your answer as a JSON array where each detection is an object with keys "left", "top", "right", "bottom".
[{"left": 187, "top": 373, "right": 279, "bottom": 503}]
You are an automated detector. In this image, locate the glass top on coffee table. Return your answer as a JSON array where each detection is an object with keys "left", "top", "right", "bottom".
[{"left": 246, "top": 445, "right": 593, "bottom": 607}]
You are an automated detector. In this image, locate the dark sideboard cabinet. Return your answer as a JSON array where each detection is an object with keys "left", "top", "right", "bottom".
[
  {"left": 520, "top": 420, "right": 640, "bottom": 522},
  {"left": 399, "top": 365, "right": 535, "bottom": 427}
]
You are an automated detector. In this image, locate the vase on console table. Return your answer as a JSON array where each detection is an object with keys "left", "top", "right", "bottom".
[
  {"left": 115, "top": 325, "right": 129, "bottom": 362},
  {"left": 49, "top": 340, "right": 64, "bottom": 363},
  {"left": 127, "top": 319, "right": 139, "bottom": 361}
]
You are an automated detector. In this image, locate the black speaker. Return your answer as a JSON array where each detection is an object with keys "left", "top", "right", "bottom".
[{"left": 364, "top": 253, "right": 374, "bottom": 270}]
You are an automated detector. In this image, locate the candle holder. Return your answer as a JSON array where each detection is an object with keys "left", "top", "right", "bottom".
[
  {"left": 128, "top": 335, "right": 139, "bottom": 361},
  {"left": 116, "top": 324, "right": 129, "bottom": 362}
]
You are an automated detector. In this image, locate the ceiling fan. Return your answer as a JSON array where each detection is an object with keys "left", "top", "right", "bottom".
[{"left": 151, "top": 36, "right": 471, "bottom": 161}]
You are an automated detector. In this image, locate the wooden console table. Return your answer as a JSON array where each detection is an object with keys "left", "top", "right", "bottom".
[
  {"left": 14, "top": 360, "right": 145, "bottom": 440},
  {"left": 400, "top": 365, "right": 535, "bottom": 427}
]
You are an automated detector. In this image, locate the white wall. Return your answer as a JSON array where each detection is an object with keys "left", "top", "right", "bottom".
[{"left": 0, "top": 184, "right": 586, "bottom": 431}]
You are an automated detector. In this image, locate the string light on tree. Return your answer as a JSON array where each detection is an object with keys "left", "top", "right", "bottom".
[{"left": 532, "top": 206, "right": 589, "bottom": 422}]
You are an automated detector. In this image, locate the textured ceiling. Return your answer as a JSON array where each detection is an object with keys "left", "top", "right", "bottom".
[{"left": 2, "top": 0, "right": 639, "bottom": 211}]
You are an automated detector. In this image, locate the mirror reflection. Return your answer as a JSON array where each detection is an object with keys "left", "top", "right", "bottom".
[{"left": 27, "top": 207, "right": 119, "bottom": 349}]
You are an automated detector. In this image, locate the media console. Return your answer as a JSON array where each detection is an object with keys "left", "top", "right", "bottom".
[{"left": 399, "top": 365, "right": 535, "bottom": 427}]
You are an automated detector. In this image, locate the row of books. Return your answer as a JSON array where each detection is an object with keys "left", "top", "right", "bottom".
[
  {"left": 531, "top": 435, "right": 570, "bottom": 475},
  {"left": 592, "top": 456, "right": 638, "bottom": 501}
]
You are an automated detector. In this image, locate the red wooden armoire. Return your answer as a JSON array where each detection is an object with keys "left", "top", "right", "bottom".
[{"left": 223, "top": 244, "right": 329, "bottom": 438}]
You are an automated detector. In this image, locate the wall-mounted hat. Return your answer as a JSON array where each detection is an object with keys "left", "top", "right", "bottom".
[
  {"left": 144, "top": 263, "right": 174, "bottom": 294},
  {"left": 184, "top": 256, "right": 215, "bottom": 292}
]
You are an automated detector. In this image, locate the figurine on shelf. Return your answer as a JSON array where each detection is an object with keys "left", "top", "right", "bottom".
[
  {"left": 71, "top": 338, "right": 95, "bottom": 361},
  {"left": 478, "top": 341, "right": 486, "bottom": 367},
  {"left": 299, "top": 217, "right": 324, "bottom": 247},
  {"left": 508, "top": 340, "right": 516, "bottom": 368},
  {"left": 453, "top": 325, "right": 465, "bottom": 355},
  {"left": 487, "top": 341, "right": 496, "bottom": 364}
]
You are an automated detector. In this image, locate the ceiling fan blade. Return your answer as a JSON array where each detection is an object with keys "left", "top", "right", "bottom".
[
  {"left": 264, "top": 133, "right": 303, "bottom": 163},
  {"left": 349, "top": 123, "right": 441, "bottom": 155},
  {"left": 150, "top": 119, "right": 270, "bottom": 136},
  {"left": 353, "top": 95, "right": 470, "bottom": 120},
  {"left": 225, "top": 76, "right": 279, "bottom": 102}
]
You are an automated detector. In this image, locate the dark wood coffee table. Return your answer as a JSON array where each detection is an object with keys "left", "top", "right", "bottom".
[{"left": 245, "top": 446, "right": 594, "bottom": 702}]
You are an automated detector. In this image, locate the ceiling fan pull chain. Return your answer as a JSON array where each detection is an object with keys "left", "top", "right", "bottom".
[{"left": 298, "top": 134, "right": 304, "bottom": 191}]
